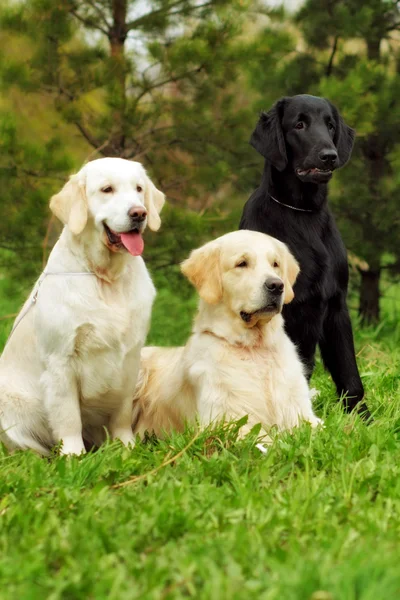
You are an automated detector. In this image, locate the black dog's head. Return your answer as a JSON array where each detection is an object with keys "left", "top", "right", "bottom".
[{"left": 250, "top": 95, "right": 355, "bottom": 184}]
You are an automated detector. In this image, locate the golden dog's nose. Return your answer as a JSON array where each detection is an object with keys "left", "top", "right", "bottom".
[{"left": 264, "top": 277, "right": 284, "bottom": 295}]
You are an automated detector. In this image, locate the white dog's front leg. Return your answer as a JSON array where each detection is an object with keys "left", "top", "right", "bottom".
[
  {"left": 109, "top": 395, "right": 135, "bottom": 447},
  {"left": 110, "top": 351, "right": 140, "bottom": 447},
  {"left": 42, "top": 362, "right": 86, "bottom": 456}
]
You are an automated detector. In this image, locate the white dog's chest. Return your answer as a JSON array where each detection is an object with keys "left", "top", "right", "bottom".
[{"left": 74, "top": 304, "right": 148, "bottom": 404}]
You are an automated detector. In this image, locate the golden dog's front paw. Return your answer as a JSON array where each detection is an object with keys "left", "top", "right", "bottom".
[{"left": 112, "top": 428, "right": 135, "bottom": 447}]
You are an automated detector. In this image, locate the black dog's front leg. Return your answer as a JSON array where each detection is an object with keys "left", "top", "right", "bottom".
[
  {"left": 283, "top": 300, "right": 323, "bottom": 380},
  {"left": 319, "top": 294, "right": 368, "bottom": 415}
]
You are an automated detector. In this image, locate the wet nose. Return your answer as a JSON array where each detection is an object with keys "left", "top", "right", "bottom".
[
  {"left": 264, "top": 277, "right": 284, "bottom": 295},
  {"left": 318, "top": 148, "right": 338, "bottom": 167},
  {"left": 128, "top": 206, "right": 147, "bottom": 222}
]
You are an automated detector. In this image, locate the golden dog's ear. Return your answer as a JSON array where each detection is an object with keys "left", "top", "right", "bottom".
[
  {"left": 181, "top": 241, "right": 222, "bottom": 304},
  {"left": 144, "top": 175, "right": 165, "bottom": 232},
  {"left": 50, "top": 174, "right": 87, "bottom": 235},
  {"left": 281, "top": 243, "right": 300, "bottom": 304}
]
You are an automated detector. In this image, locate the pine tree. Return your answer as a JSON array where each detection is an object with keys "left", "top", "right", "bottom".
[
  {"left": 293, "top": 0, "right": 400, "bottom": 323},
  {"left": 1, "top": 0, "right": 258, "bottom": 203}
]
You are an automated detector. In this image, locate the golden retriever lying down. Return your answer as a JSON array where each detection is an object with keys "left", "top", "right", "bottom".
[{"left": 133, "top": 230, "right": 322, "bottom": 440}]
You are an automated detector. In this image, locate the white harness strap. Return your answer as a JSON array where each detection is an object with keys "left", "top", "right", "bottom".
[{"left": 3, "top": 272, "right": 95, "bottom": 350}]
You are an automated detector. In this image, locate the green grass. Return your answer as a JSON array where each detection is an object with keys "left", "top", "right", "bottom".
[{"left": 0, "top": 276, "right": 400, "bottom": 600}]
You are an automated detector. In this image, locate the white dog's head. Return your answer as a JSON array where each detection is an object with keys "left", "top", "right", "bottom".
[
  {"left": 181, "top": 230, "right": 299, "bottom": 325},
  {"left": 50, "top": 158, "right": 165, "bottom": 256}
]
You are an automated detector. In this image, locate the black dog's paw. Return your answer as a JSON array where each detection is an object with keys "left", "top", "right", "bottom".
[{"left": 343, "top": 398, "right": 373, "bottom": 423}]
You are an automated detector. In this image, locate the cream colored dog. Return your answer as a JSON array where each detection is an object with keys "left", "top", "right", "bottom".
[
  {"left": 0, "top": 158, "right": 164, "bottom": 455},
  {"left": 133, "top": 230, "right": 321, "bottom": 440}
]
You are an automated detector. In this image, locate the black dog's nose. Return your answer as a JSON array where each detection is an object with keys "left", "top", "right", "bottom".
[
  {"left": 128, "top": 206, "right": 147, "bottom": 222},
  {"left": 319, "top": 148, "right": 338, "bottom": 167},
  {"left": 264, "top": 277, "right": 284, "bottom": 295}
]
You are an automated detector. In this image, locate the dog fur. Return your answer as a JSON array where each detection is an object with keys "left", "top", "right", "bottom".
[
  {"left": 240, "top": 95, "right": 367, "bottom": 414},
  {"left": 0, "top": 157, "right": 164, "bottom": 455},
  {"left": 133, "top": 230, "right": 321, "bottom": 440}
]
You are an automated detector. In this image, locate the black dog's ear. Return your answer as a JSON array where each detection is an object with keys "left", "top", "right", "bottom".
[
  {"left": 327, "top": 101, "right": 355, "bottom": 167},
  {"left": 250, "top": 99, "right": 288, "bottom": 171}
]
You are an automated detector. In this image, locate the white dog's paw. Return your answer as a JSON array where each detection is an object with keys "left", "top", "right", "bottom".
[
  {"left": 310, "top": 417, "right": 324, "bottom": 429},
  {"left": 255, "top": 443, "right": 269, "bottom": 455},
  {"left": 112, "top": 428, "right": 135, "bottom": 447},
  {"left": 61, "top": 436, "right": 86, "bottom": 456},
  {"left": 309, "top": 388, "right": 320, "bottom": 400}
]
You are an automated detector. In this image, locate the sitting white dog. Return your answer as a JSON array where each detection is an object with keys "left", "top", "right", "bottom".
[
  {"left": 133, "top": 230, "right": 321, "bottom": 441},
  {"left": 0, "top": 157, "right": 164, "bottom": 455}
]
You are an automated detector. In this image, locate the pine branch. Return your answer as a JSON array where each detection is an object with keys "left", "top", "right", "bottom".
[
  {"left": 326, "top": 35, "right": 339, "bottom": 77},
  {"left": 126, "top": 1, "right": 213, "bottom": 31},
  {"left": 134, "top": 65, "right": 205, "bottom": 105},
  {"left": 69, "top": 7, "right": 109, "bottom": 35},
  {"left": 126, "top": 0, "right": 187, "bottom": 30},
  {"left": 380, "top": 262, "right": 400, "bottom": 273},
  {"left": 73, "top": 120, "right": 101, "bottom": 150},
  {"left": 0, "top": 164, "right": 65, "bottom": 181},
  {"left": 386, "top": 21, "right": 400, "bottom": 30},
  {"left": 84, "top": 137, "right": 114, "bottom": 161},
  {"left": 85, "top": 0, "right": 111, "bottom": 30},
  {"left": 123, "top": 138, "right": 182, "bottom": 160}
]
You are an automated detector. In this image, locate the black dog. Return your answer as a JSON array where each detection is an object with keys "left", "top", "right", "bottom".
[{"left": 240, "top": 94, "right": 367, "bottom": 414}]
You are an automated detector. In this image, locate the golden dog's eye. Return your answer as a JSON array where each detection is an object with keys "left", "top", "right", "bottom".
[
  {"left": 137, "top": 185, "right": 143, "bottom": 193},
  {"left": 236, "top": 260, "right": 247, "bottom": 268},
  {"left": 273, "top": 261, "right": 279, "bottom": 268},
  {"left": 101, "top": 186, "right": 113, "bottom": 193}
]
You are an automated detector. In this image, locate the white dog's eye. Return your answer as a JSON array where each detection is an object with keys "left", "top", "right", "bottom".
[
  {"left": 101, "top": 186, "right": 113, "bottom": 193},
  {"left": 273, "top": 261, "right": 279, "bottom": 268},
  {"left": 236, "top": 260, "right": 248, "bottom": 268},
  {"left": 136, "top": 185, "right": 143, "bottom": 193}
]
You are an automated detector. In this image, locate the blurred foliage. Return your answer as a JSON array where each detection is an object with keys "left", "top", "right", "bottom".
[
  {"left": 145, "top": 203, "right": 242, "bottom": 294},
  {"left": 0, "top": 0, "right": 399, "bottom": 322},
  {"left": 294, "top": 0, "right": 400, "bottom": 322},
  {"left": 0, "top": 109, "right": 74, "bottom": 279}
]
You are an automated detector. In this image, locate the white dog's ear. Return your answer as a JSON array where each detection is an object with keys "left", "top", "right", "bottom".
[
  {"left": 50, "top": 174, "right": 87, "bottom": 235},
  {"left": 281, "top": 243, "right": 300, "bottom": 304},
  {"left": 144, "top": 175, "right": 165, "bottom": 232},
  {"left": 181, "top": 241, "right": 222, "bottom": 304}
]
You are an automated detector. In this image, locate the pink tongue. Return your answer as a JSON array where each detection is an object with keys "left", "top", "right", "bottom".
[{"left": 120, "top": 232, "right": 144, "bottom": 256}]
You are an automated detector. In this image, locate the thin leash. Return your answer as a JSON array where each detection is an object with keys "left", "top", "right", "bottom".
[
  {"left": 269, "top": 194, "right": 314, "bottom": 213},
  {"left": 3, "top": 272, "right": 95, "bottom": 351}
]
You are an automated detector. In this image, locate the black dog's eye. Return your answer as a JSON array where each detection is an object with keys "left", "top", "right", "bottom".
[
  {"left": 294, "top": 122, "right": 304, "bottom": 130},
  {"left": 137, "top": 185, "right": 143, "bottom": 193},
  {"left": 236, "top": 260, "right": 248, "bottom": 268},
  {"left": 273, "top": 261, "right": 279, "bottom": 268},
  {"left": 328, "top": 122, "right": 335, "bottom": 131},
  {"left": 101, "top": 186, "right": 113, "bottom": 193}
]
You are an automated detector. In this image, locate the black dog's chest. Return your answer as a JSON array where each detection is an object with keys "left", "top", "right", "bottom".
[
  {"left": 290, "top": 228, "right": 340, "bottom": 302},
  {"left": 255, "top": 209, "right": 346, "bottom": 303}
]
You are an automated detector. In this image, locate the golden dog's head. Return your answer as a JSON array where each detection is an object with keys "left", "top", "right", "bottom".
[
  {"left": 50, "top": 158, "right": 165, "bottom": 256},
  {"left": 181, "top": 230, "right": 299, "bottom": 325}
]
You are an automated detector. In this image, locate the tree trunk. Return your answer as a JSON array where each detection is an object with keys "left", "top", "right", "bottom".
[
  {"left": 360, "top": 27, "right": 384, "bottom": 326},
  {"left": 359, "top": 269, "right": 381, "bottom": 325},
  {"left": 108, "top": 0, "right": 128, "bottom": 156},
  {"left": 367, "top": 37, "right": 381, "bottom": 61}
]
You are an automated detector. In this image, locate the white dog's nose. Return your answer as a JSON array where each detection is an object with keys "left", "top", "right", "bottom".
[{"left": 128, "top": 206, "right": 147, "bottom": 223}]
